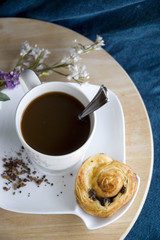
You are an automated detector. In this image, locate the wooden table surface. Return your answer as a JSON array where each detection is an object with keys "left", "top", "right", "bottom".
[{"left": 0, "top": 18, "right": 153, "bottom": 240}]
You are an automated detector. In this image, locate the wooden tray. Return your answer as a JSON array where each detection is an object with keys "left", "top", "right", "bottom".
[{"left": 0, "top": 18, "right": 153, "bottom": 240}]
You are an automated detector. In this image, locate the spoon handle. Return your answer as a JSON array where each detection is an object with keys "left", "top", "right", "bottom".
[{"left": 78, "top": 85, "right": 108, "bottom": 120}]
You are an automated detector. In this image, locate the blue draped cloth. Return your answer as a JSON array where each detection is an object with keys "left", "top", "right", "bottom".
[{"left": 0, "top": 0, "right": 159, "bottom": 239}]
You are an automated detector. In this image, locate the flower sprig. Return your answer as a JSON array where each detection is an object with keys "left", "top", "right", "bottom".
[{"left": 0, "top": 35, "right": 105, "bottom": 101}]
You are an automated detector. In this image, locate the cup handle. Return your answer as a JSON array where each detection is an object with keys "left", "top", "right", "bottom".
[{"left": 19, "top": 70, "right": 41, "bottom": 93}]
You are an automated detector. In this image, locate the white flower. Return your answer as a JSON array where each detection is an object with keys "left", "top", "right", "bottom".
[
  {"left": 23, "top": 62, "right": 30, "bottom": 67},
  {"left": 72, "top": 39, "right": 84, "bottom": 54},
  {"left": 43, "top": 49, "right": 51, "bottom": 59},
  {"left": 80, "top": 65, "right": 90, "bottom": 79},
  {"left": 61, "top": 51, "right": 81, "bottom": 65},
  {"left": 14, "top": 66, "right": 21, "bottom": 72},
  {"left": 61, "top": 56, "right": 73, "bottom": 64},
  {"left": 20, "top": 41, "right": 51, "bottom": 61},
  {"left": 31, "top": 46, "right": 42, "bottom": 59},
  {"left": 71, "top": 35, "right": 105, "bottom": 55},
  {"left": 20, "top": 41, "right": 31, "bottom": 56},
  {"left": 36, "top": 65, "right": 44, "bottom": 70},
  {"left": 95, "top": 35, "right": 105, "bottom": 49},
  {"left": 16, "top": 36, "right": 104, "bottom": 84},
  {"left": 70, "top": 49, "right": 81, "bottom": 62},
  {"left": 67, "top": 64, "right": 90, "bottom": 81}
]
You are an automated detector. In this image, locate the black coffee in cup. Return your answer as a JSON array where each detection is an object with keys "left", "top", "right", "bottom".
[{"left": 21, "top": 92, "right": 90, "bottom": 155}]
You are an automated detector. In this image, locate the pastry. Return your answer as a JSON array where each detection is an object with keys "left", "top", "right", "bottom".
[{"left": 75, "top": 153, "right": 137, "bottom": 217}]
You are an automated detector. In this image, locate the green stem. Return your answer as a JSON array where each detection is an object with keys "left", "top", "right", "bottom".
[
  {"left": 0, "top": 79, "right": 6, "bottom": 83},
  {"left": 13, "top": 56, "right": 23, "bottom": 70},
  {"left": 52, "top": 69, "right": 69, "bottom": 77},
  {"left": 34, "top": 63, "right": 72, "bottom": 74},
  {"left": 34, "top": 66, "right": 53, "bottom": 73},
  {"left": 51, "top": 63, "right": 70, "bottom": 69}
]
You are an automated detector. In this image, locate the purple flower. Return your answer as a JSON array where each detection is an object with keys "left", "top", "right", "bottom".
[{"left": 0, "top": 70, "right": 20, "bottom": 89}]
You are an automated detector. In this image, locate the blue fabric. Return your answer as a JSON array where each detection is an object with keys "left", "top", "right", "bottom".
[{"left": 0, "top": 0, "right": 159, "bottom": 239}]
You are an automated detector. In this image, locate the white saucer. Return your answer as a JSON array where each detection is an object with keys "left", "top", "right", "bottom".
[{"left": 0, "top": 83, "right": 140, "bottom": 229}]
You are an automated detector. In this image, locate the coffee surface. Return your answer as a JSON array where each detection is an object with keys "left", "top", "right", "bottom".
[{"left": 21, "top": 92, "right": 90, "bottom": 155}]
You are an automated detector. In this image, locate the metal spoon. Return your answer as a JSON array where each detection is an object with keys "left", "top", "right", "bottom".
[{"left": 78, "top": 85, "right": 109, "bottom": 120}]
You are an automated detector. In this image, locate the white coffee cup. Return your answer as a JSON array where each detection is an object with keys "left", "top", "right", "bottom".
[{"left": 15, "top": 70, "right": 96, "bottom": 174}]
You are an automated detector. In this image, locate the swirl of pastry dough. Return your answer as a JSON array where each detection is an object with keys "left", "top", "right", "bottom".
[{"left": 75, "top": 153, "right": 137, "bottom": 218}]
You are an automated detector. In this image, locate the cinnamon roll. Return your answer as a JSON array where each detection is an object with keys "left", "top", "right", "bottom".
[{"left": 75, "top": 153, "right": 137, "bottom": 217}]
